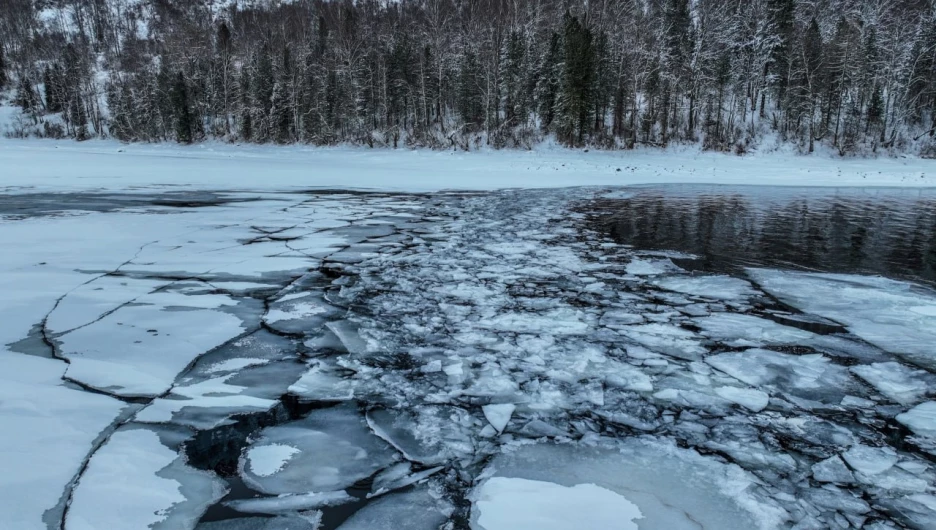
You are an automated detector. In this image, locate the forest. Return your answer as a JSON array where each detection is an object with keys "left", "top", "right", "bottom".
[{"left": 1, "top": 0, "right": 935, "bottom": 155}]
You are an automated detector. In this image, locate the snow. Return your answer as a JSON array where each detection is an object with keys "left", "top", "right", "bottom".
[
  {"left": 246, "top": 444, "right": 301, "bottom": 477},
  {"left": 0, "top": 355, "right": 127, "bottom": 530},
  {"left": 474, "top": 477, "right": 642, "bottom": 530},
  {"left": 66, "top": 428, "right": 227, "bottom": 530},
  {"left": 2, "top": 139, "right": 936, "bottom": 194},
  {"left": 58, "top": 298, "right": 246, "bottom": 397}
]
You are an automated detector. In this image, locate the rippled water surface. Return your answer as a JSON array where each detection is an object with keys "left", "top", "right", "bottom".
[{"left": 589, "top": 186, "right": 936, "bottom": 284}]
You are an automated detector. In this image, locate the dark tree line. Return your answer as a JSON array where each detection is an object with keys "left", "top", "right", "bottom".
[{"left": 2, "top": 0, "right": 936, "bottom": 154}]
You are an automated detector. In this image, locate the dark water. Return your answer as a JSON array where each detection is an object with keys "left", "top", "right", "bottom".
[
  {"left": 0, "top": 191, "right": 261, "bottom": 219},
  {"left": 588, "top": 185, "right": 936, "bottom": 285}
]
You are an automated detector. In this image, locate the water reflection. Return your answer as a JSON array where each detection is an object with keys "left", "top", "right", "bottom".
[{"left": 589, "top": 186, "right": 936, "bottom": 284}]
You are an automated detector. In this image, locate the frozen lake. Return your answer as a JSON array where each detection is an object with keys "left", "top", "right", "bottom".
[{"left": 2, "top": 185, "right": 935, "bottom": 530}]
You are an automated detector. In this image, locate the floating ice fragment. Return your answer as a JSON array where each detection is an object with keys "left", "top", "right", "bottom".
[
  {"left": 482, "top": 404, "right": 516, "bottom": 433},
  {"left": 896, "top": 402, "right": 936, "bottom": 438},
  {"left": 812, "top": 456, "right": 856, "bottom": 484},
  {"left": 842, "top": 445, "right": 898, "bottom": 476},
  {"left": 67, "top": 428, "right": 227, "bottom": 530},
  {"left": 714, "top": 386, "right": 770, "bottom": 412},
  {"left": 472, "top": 440, "right": 787, "bottom": 530},
  {"left": 336, "top": 487, "right": 452, "bottom": 530},
  {"left": 474, "top": 478, "right": 643, "bottom": 530},
  {"left": 240, "top": 404, "right": 397, "bottom": 495},
  {"left": 653, "top": 275, "right": 757, "bottom": 301},
  {"left": 851, "top": 362, "right": 932, "bottom": 405},
  {"left": 225, "top": 491, "right": 353, "bottom": 515}
]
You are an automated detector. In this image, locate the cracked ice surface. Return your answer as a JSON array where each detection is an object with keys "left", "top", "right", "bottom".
[{"left": 2, "top": 188, "right": 936, "bottom": 530}]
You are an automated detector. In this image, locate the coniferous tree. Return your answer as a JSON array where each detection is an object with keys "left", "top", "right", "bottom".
[
  {"left": 557, "top": 13, "right": 595, "bottom": 146},
  {"left": 14, "top": 75, "right": 38, "bottom": 112},
  {"left": 803, "top": 18, "right": 823, "bottom": 153},
  {"left": 172, "top": 72, "right": 194, "bottom": 144},
  {"left": 0, "top": 0, "right": 933, "bottom": 153},
  {"left": 0, "top": 46, "right": 7, "bottom": 90},
  {"left": 239, "top": 68, "right": 253, "bottom": 142}
]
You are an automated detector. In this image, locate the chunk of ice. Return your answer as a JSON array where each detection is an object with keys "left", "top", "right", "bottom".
[
  {"left": 472, "top": 439, "right": 787, "bottom": 530},
  {"left": 225, "top": 490, "right": 353, "bottom": 515},
  {"left": 748, "top": 269, "right": 936, "bottom": 370},
  {"left": 474, "top": 477, "right": 642, "bottom": 530},
  {"left": 653, "top": 275, "right": 756, "bottom": 301},
  {"left": 240, "top": 404, "right": 397, "bottom": 495},
  {"left": 336, "top": 486, "right": 451, "bottom": 530},
  {"left": 842, "top": 445, "right": 898, "bottom": 476},
  {"left": 850, "top": 362, "right": 933, "bottom": 405},
  {"left": 67, "top": 428, "right": 227, "bottom": 530},
  {"left": 812, "top": 456, "right": 856, "bottom": 484},
  {"left": 714, "top": 386, "right": 770, "bottom": 412},
  {"left": 482, "top": 404, "right": 516, "bottom": 433},
  {"left": 896, "top": 402, "right": 936, "bottom": 438}
]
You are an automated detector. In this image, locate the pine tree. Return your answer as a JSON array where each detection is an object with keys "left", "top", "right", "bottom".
[{"left": 172, "top": 71, "right": 194, "bottom": 144}]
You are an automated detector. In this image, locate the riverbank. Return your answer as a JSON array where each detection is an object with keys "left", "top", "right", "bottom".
[{"left": 2, "top": 138, "right": 935, "bottom": 193}]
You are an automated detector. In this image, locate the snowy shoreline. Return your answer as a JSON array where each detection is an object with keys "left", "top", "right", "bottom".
[{"left": 2, "top": 138, "right": 936, "bottom": 193}]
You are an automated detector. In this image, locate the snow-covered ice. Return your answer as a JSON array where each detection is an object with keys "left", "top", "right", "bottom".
[
  {"left": 66, "top": 428, "right": 227, "bottom": 530},
  {"left": 473, "top": 477, "right": 643, "bottom": 530}
]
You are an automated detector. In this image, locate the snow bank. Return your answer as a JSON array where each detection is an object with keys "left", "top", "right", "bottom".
[{"left": 2, "top": 139, "right": 936, "bottom": 193}]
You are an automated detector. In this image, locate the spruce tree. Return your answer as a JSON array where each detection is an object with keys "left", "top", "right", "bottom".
[
  {"left": 172, "top": 72, "right": 194, "bottom": 144},
  {"left": 557, "top": 13, "right": 595, "bottom": 146},
  {"left": 239, "top": 68, "right": 253, "bottom": 141},
  {"left": 803, "top": 18, "right": 823, "bottom": 153},
  {"left": 14, "top": 75, "right": 38, "bottom": 112},
  {"left": 0, "top": 46, "right": 7, "bottom": 90},
  {"left": 768, "top": 0, "right": 796, "bottom": 105},
  {"left": 536, "top": 32, "right": 562, "bottom": 130},
  {"left": 271, "top": 46, "right": 293, "bottom": 143},
  {"left": 254, "top": 46, "right": 274, "bottom": 142}
]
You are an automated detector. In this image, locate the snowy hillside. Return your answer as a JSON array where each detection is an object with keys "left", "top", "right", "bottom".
[{"left": 1, "top": 0, "right": 935, "bottom": 154}]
